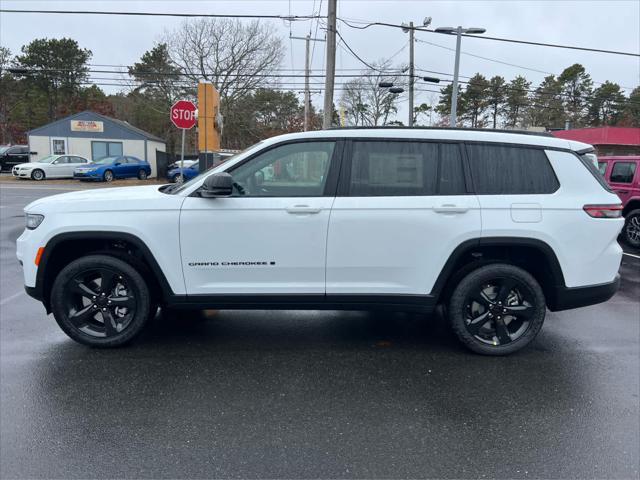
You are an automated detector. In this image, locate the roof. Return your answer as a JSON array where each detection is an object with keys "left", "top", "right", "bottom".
[
  {"left": 551, "top": 127, "right": 640, "bottom": 146},
  {"left": 28, "top": 111, "right": 165, "bottom": 143},
  {"left": 262, "top": 127, "right": 592, "bottom": 152}
]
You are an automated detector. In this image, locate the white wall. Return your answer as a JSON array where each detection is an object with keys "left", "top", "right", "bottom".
[{"left": 28, "top": 136, "right": 51, "bottom": 162}]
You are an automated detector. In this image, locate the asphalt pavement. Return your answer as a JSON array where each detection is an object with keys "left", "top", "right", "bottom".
[{"left": 1, "top": 183, "right": 639, "bottom": 479}]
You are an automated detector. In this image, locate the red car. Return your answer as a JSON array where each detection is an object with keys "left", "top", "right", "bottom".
[{"left": 598, "top": 156, "right": 640, "bottom": 247}]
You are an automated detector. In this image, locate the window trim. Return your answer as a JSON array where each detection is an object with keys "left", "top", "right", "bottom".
[
  {"left": 223, "top": 138, "right": 344, "bottom": 198},
  {"left": 337, "top": 138, "right": 472, "bottom": 197},
  {"left": 463, "top": 142, "right": 561, "bottom": 195}
]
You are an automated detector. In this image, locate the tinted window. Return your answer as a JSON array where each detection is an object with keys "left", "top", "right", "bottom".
[
  {"left": 19, "top": 147, "right": 29, "bottom": 154},
  {"left": 55, "top": 156, "right": 70, "bottom": 164},
  {"left": 598, "top": 162, "right": 607, "bottom": 176},
  {"left": 349, "top": 141, "right": 438, "bottom": 196},
  {"left": 439, "top": 143, "right": 466, "bottom": 195},
  {"left": 127, "top": 156, "right": 141, "bottom": 164},
  {"left": 466, "top": 144, "right": 559, "bottom": 194},
  {"left": 72, "top": 156, "right": 87, "bottom": 164},
  {"left": 610, "top": 162, "right": 637, "bottom": 184},
  {"left": 231, "top": 141, "right": 335, "bottom": 197}
]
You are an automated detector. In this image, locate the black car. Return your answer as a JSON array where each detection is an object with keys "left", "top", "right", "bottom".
[{"left": 0, "top": 145, "right": 30, "bottom": 172}]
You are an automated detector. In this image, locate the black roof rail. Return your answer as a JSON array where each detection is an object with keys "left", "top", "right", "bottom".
[{"left": 328, "top": 126, "right": 554, "bottom": 138}]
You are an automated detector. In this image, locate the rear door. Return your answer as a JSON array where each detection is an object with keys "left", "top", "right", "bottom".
[
  {"left": 326, "top": 139, "right": 481, "bottom": 296},
  {"left": 609, "top": 160, "right": 638, "bottom": 205},
  {"left": 67, "top": 156, "right": 89, "bottom": 177}
]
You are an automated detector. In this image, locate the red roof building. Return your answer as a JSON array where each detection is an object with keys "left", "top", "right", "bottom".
[{"left": 551, "top": 127, "right": 640, "bottom": 156}]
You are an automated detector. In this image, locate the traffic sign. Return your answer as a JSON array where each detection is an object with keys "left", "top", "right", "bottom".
[{"left": 170, "top": 100, "right": 197, "bottom": 129}]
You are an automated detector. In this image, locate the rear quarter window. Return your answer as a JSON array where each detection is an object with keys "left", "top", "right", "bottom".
[{"left": 466, "top": 144, "right": 559, "bottom": 195}]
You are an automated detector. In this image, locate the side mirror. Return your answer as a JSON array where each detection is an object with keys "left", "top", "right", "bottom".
[
  {"left": 201, "top": 172, "right": 233, "bottom": 198},
  {"left": 114, "top": 162, "right": 121, "bottom": 166}
]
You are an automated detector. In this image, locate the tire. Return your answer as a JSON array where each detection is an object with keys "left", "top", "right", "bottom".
[
  {"left": 103, "top": 170, "right": 114, "bottom": 182},
  {"left": 170, "top": 174, "right": 180, "bottom": 184},
  {"left": 623, "top": 209, "right": 640, "bottom": 248},
  {"left": 448, "top": 263, "right": 546, "bottom": 355},
  {"left": 31, "top": 169, "right": 45, "bottom": 181},
  {"left": 137, "top": 169, "right": 148, "bottom": 180},
  {"left": 50, "top": 254, "right": 151, "bottom": 347}
]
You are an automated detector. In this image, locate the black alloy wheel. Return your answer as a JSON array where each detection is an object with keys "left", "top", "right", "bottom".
[
  {"left": 51, "top": 255, "right": 151, "bottom": 347},
  {"left": 449, "top": 264, "right": 546, "bottom": 355},
  {"left": 623, "top": 209, "right": 640, "bottom": 248}
]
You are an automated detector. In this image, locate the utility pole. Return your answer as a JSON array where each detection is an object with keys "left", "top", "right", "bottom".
[
  {"left": 323, "top": 0, "right": 337, "bottom": 129},
  {"left": 291, "top": 34, "right": 326, "bottom": 131},
  {"left": 408, "top": 21, "right": 415, "bottom": 127}
]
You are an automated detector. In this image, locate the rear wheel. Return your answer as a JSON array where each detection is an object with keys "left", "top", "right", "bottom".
[
  {"left": 103, "top": 170, "right": 114, "bottom": 182},
  {"left": 31, "top": 169, "right": 45, "bottom": 181},
  {"left": 50, "top": 255, "right": 151, "bottom": 347},
  {"left": 137, "top": 169, "right": 148, "bottom": 180},
  {"left": 623, "top": 209, "right": 640, "bottom": 248},
  {"left": 448, "top": 263, "right": 546, "bottom": 355}
]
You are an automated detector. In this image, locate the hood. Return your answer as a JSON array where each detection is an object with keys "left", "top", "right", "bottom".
[
  {"left": 24, "top": 184, "right": 180, "bottom": 214},
  {"left": 14, "top": 162, "right": 37, "bottom": 169}
]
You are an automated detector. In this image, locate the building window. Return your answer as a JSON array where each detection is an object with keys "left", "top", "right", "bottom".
[{"left": 91, "top": 141, "right": 123, "bottom": 160}]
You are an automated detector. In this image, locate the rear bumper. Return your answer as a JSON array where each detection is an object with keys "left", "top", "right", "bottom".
[{"left": 550, "top": 275, "right": 620, "bottom": 311}]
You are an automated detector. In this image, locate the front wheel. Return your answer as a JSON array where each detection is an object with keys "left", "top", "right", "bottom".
[
  {"left": 137, "top": 169, "right": 148, "bottom": 180},
  {"left": 50, "top": 255, "right": 151, "bottom": 347},
  {"left": 623, "top": 209, "right": 640, "bottom": 248},
  {"left": 448, "top": 263, "right": 546, "bottom": 355},
  {"left": 103, "top": 170, "right": 114, "bottom": 182},
  {"left": 31, "top": 169, "right": 45, "bottom": 181}
]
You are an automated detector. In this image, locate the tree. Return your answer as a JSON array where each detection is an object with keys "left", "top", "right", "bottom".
[
  {"left": 558, "top": 63, "right": 593, "bottom": 128},
  {"left": 164, "top": 18, "right": 284, "bottom": 104},
  {"left": 622, "top": 86, "right": 640, "bottom": 126},
  {"left": 588, "top": 81, "right": 626, "bottom": 126},
  {"left": 434, "top": 83, "right": 464, "bottom": 125},
  {"left": 340, "top": 62, "right": 400, "bottom": 126},
  {"left": 222, "top": 88, "right": 303, "bottom": 149},
  {"left": 486, "top": 76, "right": 507, "bottom": 129},
  {"left": 528, "top": 75, "right": 564, "bottom": 129},
  {"left": 503, "top": 75, "right": 531, "bottom": 128},
  {"left": 461, "top": 73, "right": 489, "bottom": 128},
  {"left": 412, "top": 103, "right": 432, "bottom": 126},
  {"left": 14, "top": 38, "right": 91, "bottom": 122}
]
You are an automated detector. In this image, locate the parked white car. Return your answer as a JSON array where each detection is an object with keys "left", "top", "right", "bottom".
[{"left": 12, "top": 155, "right": 91, "bottom": 180}]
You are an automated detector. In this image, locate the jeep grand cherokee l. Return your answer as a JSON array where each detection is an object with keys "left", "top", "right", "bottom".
[{"left": 17, "top": 128, "right": 623, "bottom": 355}]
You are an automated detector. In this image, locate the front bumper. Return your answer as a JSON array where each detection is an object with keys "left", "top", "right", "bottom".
[
  {"left": 73, "top": 171, "right": 101, "bottom": 180},
  {"left": 12, "top": 168, "right": 31, "bottom": 178},
  {"left": 550, "top": 275, "right": 620, "bottom": 311}
]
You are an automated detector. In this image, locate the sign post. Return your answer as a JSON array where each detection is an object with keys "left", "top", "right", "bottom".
[{"left": 170, "top": 100, "right": 197, "bottom": 183}]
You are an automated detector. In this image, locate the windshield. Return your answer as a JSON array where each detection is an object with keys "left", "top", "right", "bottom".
[
  {"left": 37, "top": 155, "right": 57, "bottom": 163},
  {"left": 93, "top": 156, "right": 119, "bottom": 165},
  {"left": 0, "top": 146, "right": 9, "bottom": 154},
  {"left": 165, "top": 142, "right": 263, "bottom": 195}
]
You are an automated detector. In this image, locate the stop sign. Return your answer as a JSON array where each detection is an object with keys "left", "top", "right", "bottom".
[{"left": 170, "top": 100, "right": 197, "bottom": 129}]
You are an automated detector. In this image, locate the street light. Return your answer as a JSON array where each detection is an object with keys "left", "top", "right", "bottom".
[{"left": 434, "top": 26, "right": 486, "bottom": 127}]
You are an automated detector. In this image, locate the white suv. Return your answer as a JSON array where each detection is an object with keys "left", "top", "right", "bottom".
[{"left": 16, "top": 128, "right": 624, "bottom": 354}]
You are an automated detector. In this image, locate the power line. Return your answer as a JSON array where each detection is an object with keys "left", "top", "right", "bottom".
[
  {"left": 337, "top": 17, "right": 640, "bottom": 57},
  {"left": 0, "top": 8, "right": 322, "bottom": 20}
]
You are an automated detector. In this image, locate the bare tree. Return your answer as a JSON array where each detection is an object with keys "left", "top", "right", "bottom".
[
  {"left": 340, "top": 62, "right": 401, "bottom": 126},
  {"left": 164, "top": 18, "right": 284, "bottom": 103}
]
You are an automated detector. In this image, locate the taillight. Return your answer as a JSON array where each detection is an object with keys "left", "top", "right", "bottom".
[{"left": 583, "top": 204, "right": 623, "bottom": 218}]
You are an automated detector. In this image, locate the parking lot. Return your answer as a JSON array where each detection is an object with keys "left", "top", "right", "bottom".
[{"left": 1, "top": 183, "right": 638, "bottom": 479}]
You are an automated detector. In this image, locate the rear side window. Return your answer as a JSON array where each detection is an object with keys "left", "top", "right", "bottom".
[
  {"left": 597, "top": 162, "right": 607, "bottom": 176},
  {"left": 610, "top": 162, "right": 637, "bottom": 183},
  {"left": 348, "top": 141, "right": 467, "bottom": 196},
  {"left": 466, "top": 144, "right": 559, "bottom": 194}
]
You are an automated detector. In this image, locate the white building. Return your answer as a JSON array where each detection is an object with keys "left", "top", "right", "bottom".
[{"left": 28, "top": 111, "right": 166, "bottom": 178}]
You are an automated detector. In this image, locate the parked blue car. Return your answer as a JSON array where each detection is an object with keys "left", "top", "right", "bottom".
[
  {"left": 168, "top": 162, "right": 200, "bottom": 183},
  {"left": 74, "top": 155, "right": 152, "bottom": 182}
]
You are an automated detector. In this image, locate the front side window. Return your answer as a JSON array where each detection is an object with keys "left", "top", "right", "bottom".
[
  {"left": 230, "top": 141, "right": 335, "bottom": 197},
  {"left": 466, "top": 144, "right": 559, "bottom": 194},
  {"left": 610, "top": 162, "right": 637, "bottom": 184}
]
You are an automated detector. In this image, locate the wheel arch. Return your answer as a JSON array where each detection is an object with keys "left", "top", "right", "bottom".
[
  {"left": 622, "top": 198, "right": 640, "bottom": 216},
  {"left": 35, "top": 231, "right": 174, "bottom": 312},
  {"left": 431, "top": 237, "right": 566, "bottom": 310}
]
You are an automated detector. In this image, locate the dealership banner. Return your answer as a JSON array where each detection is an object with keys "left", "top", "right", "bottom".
[{"left": 70, "top": 120, "right": 104, "bottom": 133}]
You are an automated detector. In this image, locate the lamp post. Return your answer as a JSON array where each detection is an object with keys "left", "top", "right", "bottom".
[{"left": 434, "top": 26, "right": 486, "bottom": 127}]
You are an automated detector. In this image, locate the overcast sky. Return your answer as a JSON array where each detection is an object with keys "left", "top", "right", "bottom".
[{"left": 1, "top": 0, "right": 639, "bottom": 122}]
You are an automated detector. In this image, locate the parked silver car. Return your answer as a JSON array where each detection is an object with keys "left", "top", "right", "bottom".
[{"left": 12, "top": 155, "right": 91, "bottom": 180}]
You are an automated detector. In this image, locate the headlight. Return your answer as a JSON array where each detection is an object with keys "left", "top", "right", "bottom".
[{"left": 25, "top": 213, "right": 44, "bottom": 230}]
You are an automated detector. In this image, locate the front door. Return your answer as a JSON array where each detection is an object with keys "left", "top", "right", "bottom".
[
  {"left": 49, "top": 156, "right": 71, "bottom": 178},
  {"left": 180, "top": 140, "right": 340, "bottom": 295},
  {"left": 326, "top": 140, "right": 482, "bottom": 296}
]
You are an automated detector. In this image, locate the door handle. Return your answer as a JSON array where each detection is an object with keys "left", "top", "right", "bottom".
[
  {"left": 286, "top": 205, "right": 322, "bottom": 214},
  {"left": 433, "top": 204, "right": 469, "bottom": 214}
]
